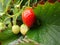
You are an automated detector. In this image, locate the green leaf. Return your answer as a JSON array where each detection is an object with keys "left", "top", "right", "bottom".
[
  {"left": 0, "top": 27, "right": 20, "bottom": 45},
  {"left": 0, "top": 27, "right": 19, "bottom": 40},
  {"left": 27, "top": 2, "right": 60, "bottom": 45}
]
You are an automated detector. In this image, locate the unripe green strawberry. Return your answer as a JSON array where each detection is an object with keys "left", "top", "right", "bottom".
[
  {"left": 20, "top": 24, "right": 29, "bottom": 35},
  {"left": 12, "top": 25, "right": 20, "bottom": 34}
]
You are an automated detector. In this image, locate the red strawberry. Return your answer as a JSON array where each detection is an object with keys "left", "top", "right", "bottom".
[{"left": 22, "top": 7, "right": 36, "bottom": 28}]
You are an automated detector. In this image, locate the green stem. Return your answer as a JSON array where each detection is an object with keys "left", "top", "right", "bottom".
[
  {"left": 13, "top": 16, "right": 16, "bottom": 25},
  {"left": 19, "top": 0, "right": 23, "bottom": 9},
  {"left": 14, "top": 1, "right": 29, "bottom": 25},
  {"left": 4, "top": 6, "right": 25, "bottom": 25},
  {"left": 4, "top": 15, "right": 15, "bottom": 23},
  {"left": 4, "top": 1, "right": 28, "bottom": 25},
  {"left": 28, "top": 0, "right": 30, "bottom": 7},
  {"left": 13, "top": 6, "right": 25, "bottom": 25},
  {"left": 13, "top": 0, "right": 24, "bottom": 25}
]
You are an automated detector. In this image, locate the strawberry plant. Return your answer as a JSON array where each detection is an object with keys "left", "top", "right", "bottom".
[{"left": 0, "top": 0, "right": 60, "bottom": 45}]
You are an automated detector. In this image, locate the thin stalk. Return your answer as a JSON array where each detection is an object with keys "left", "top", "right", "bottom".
[
  {"left": 19, "top": 0, "right": 23, "bottom": 9},
  {"left": 28, "top": 0, "right": 30, "bottom": 7}
]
